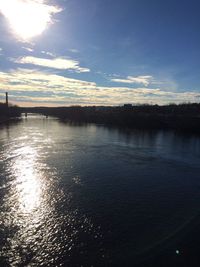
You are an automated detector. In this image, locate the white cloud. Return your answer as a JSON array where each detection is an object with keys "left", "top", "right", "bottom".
[
  {"left": 111, "top": 75, "right": 153, "bottom": 86},
  {"left": 14, "top": 56, "right": 90, "bottom": 73},
  {"left": 0, "top": 68, "right": 200, "bottom": 106},
  {"left": 41, "top": 51, "right": 56, "bottom": 57},
  {"left": 0, "top": 68, "right": 95, "bottom": 92},
  {"left": 22, "top": 47, "right": 34, "bottom": 52}
]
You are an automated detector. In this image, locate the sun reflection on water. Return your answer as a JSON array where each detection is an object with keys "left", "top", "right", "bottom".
[
  {"left": 12, "top": 146, "right": 42, "bottom": 213},
  {"left": 0, "top": 129, "right": 61, "bottom": 266}
]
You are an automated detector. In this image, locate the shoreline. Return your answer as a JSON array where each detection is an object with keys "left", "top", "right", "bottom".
[{"left": 0, "top": 116, "right": 9, "bottom": 124}]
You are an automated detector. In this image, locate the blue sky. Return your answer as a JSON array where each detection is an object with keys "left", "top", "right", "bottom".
[{"left": 0, "top": 0, "right": 200, "bottom": 106}]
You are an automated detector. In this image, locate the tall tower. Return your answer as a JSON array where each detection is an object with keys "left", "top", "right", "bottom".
[{"left": 5, "top": 92, "right": 8, "bottom": 108}]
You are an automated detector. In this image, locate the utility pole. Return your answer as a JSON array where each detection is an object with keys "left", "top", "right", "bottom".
[{"left": 5, "top": 92, "right": 8, "bottom": 108}]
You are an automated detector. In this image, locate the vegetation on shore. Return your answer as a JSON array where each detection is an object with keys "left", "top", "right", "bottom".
[
  {"left": 0, "top": 102, "right": 21, "bottom": 123},
  {"left": 23, "top": 103, "right": 200, "bottom": 133}
]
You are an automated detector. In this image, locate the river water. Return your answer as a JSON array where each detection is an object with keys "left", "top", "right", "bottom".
[{"left": 0, "top": 114, "right": 200, "bottom": 267}]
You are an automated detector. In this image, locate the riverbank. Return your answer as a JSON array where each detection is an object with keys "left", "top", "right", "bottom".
[
  {"left": 22, "top": 103, "right": 200, "bottom": 134},
  {"left": 0, "top": 116, "right": 9, "bottom": 124},
  {"left": 0, "top": 102, "right": 21, "bottom": 123}
]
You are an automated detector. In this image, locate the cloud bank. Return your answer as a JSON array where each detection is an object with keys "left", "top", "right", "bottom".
[{"left": 0, "top": 69, "right": 199, "bottom": 106}]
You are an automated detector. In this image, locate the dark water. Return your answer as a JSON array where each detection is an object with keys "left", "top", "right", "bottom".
[{"left": 0, "top": 115, "right": 200, "bottom": 267}]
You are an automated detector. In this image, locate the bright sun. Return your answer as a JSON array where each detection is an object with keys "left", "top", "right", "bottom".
[{"left": 0, "top": 0, "right": 61, "bottom": 41}]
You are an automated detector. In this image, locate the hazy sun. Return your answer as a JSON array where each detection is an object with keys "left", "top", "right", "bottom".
[{"left": 0, "top": 0, "right": 61, "bottom": 41}]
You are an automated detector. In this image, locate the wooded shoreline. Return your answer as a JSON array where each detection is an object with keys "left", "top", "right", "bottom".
[{"left": 22, "top": 103, "right": 200, "bottom": 134}]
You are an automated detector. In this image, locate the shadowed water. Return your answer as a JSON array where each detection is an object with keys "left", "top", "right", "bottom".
[{"left": 0, "top": 114, "right": 200, "bottom": 266}]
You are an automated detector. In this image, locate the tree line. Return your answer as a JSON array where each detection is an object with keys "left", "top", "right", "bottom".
[{"left": 23, "top": 103, "right": 200, "bottom": 133}]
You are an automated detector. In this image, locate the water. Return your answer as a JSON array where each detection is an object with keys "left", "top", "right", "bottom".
[{"left": 0, "top": 114, "right": 200, "bottom": 266}]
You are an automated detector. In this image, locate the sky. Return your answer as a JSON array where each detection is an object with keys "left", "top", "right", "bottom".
[{"left": 0, "top": 0, "right": 200, "bottom": 106}]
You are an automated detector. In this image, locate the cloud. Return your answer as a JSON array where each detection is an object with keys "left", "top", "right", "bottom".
[
  {"left": 0, "top": 68, "right": 200, "bottom": 106},
  {"left": 0, "top": 68, "right": 95, "bottom": 92},
  {"left": 22, "top": 47, "right": 34, "bottom": 52},
  {"left": 111, "top": 75, "right": 153, "bottom": 86},
  {"left": 69, "top": 49, "right": 79, "bottom": 53},
  {"left": 14, "top": 56, "right": 90, "bottom": 73},
  {"left": 41, "top": 51, "right": 56, "bottom": 57}
]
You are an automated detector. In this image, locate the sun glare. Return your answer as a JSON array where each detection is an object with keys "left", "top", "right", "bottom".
[{"left": 0, "top": 0, "right": 61, "bottom": 40}]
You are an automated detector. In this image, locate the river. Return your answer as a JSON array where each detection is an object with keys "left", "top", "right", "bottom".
[{"left": 0, "top": 114, "right": 200, "bottom": 266}]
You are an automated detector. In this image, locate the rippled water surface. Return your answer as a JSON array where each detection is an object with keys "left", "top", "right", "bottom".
[{"left": 1, "top": 115, "right": 200, "bottom": 266}]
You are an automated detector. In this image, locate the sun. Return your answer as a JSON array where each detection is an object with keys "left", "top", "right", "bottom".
[{"left": 0, "top": 0, "right": 61, "bottom": 41}]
